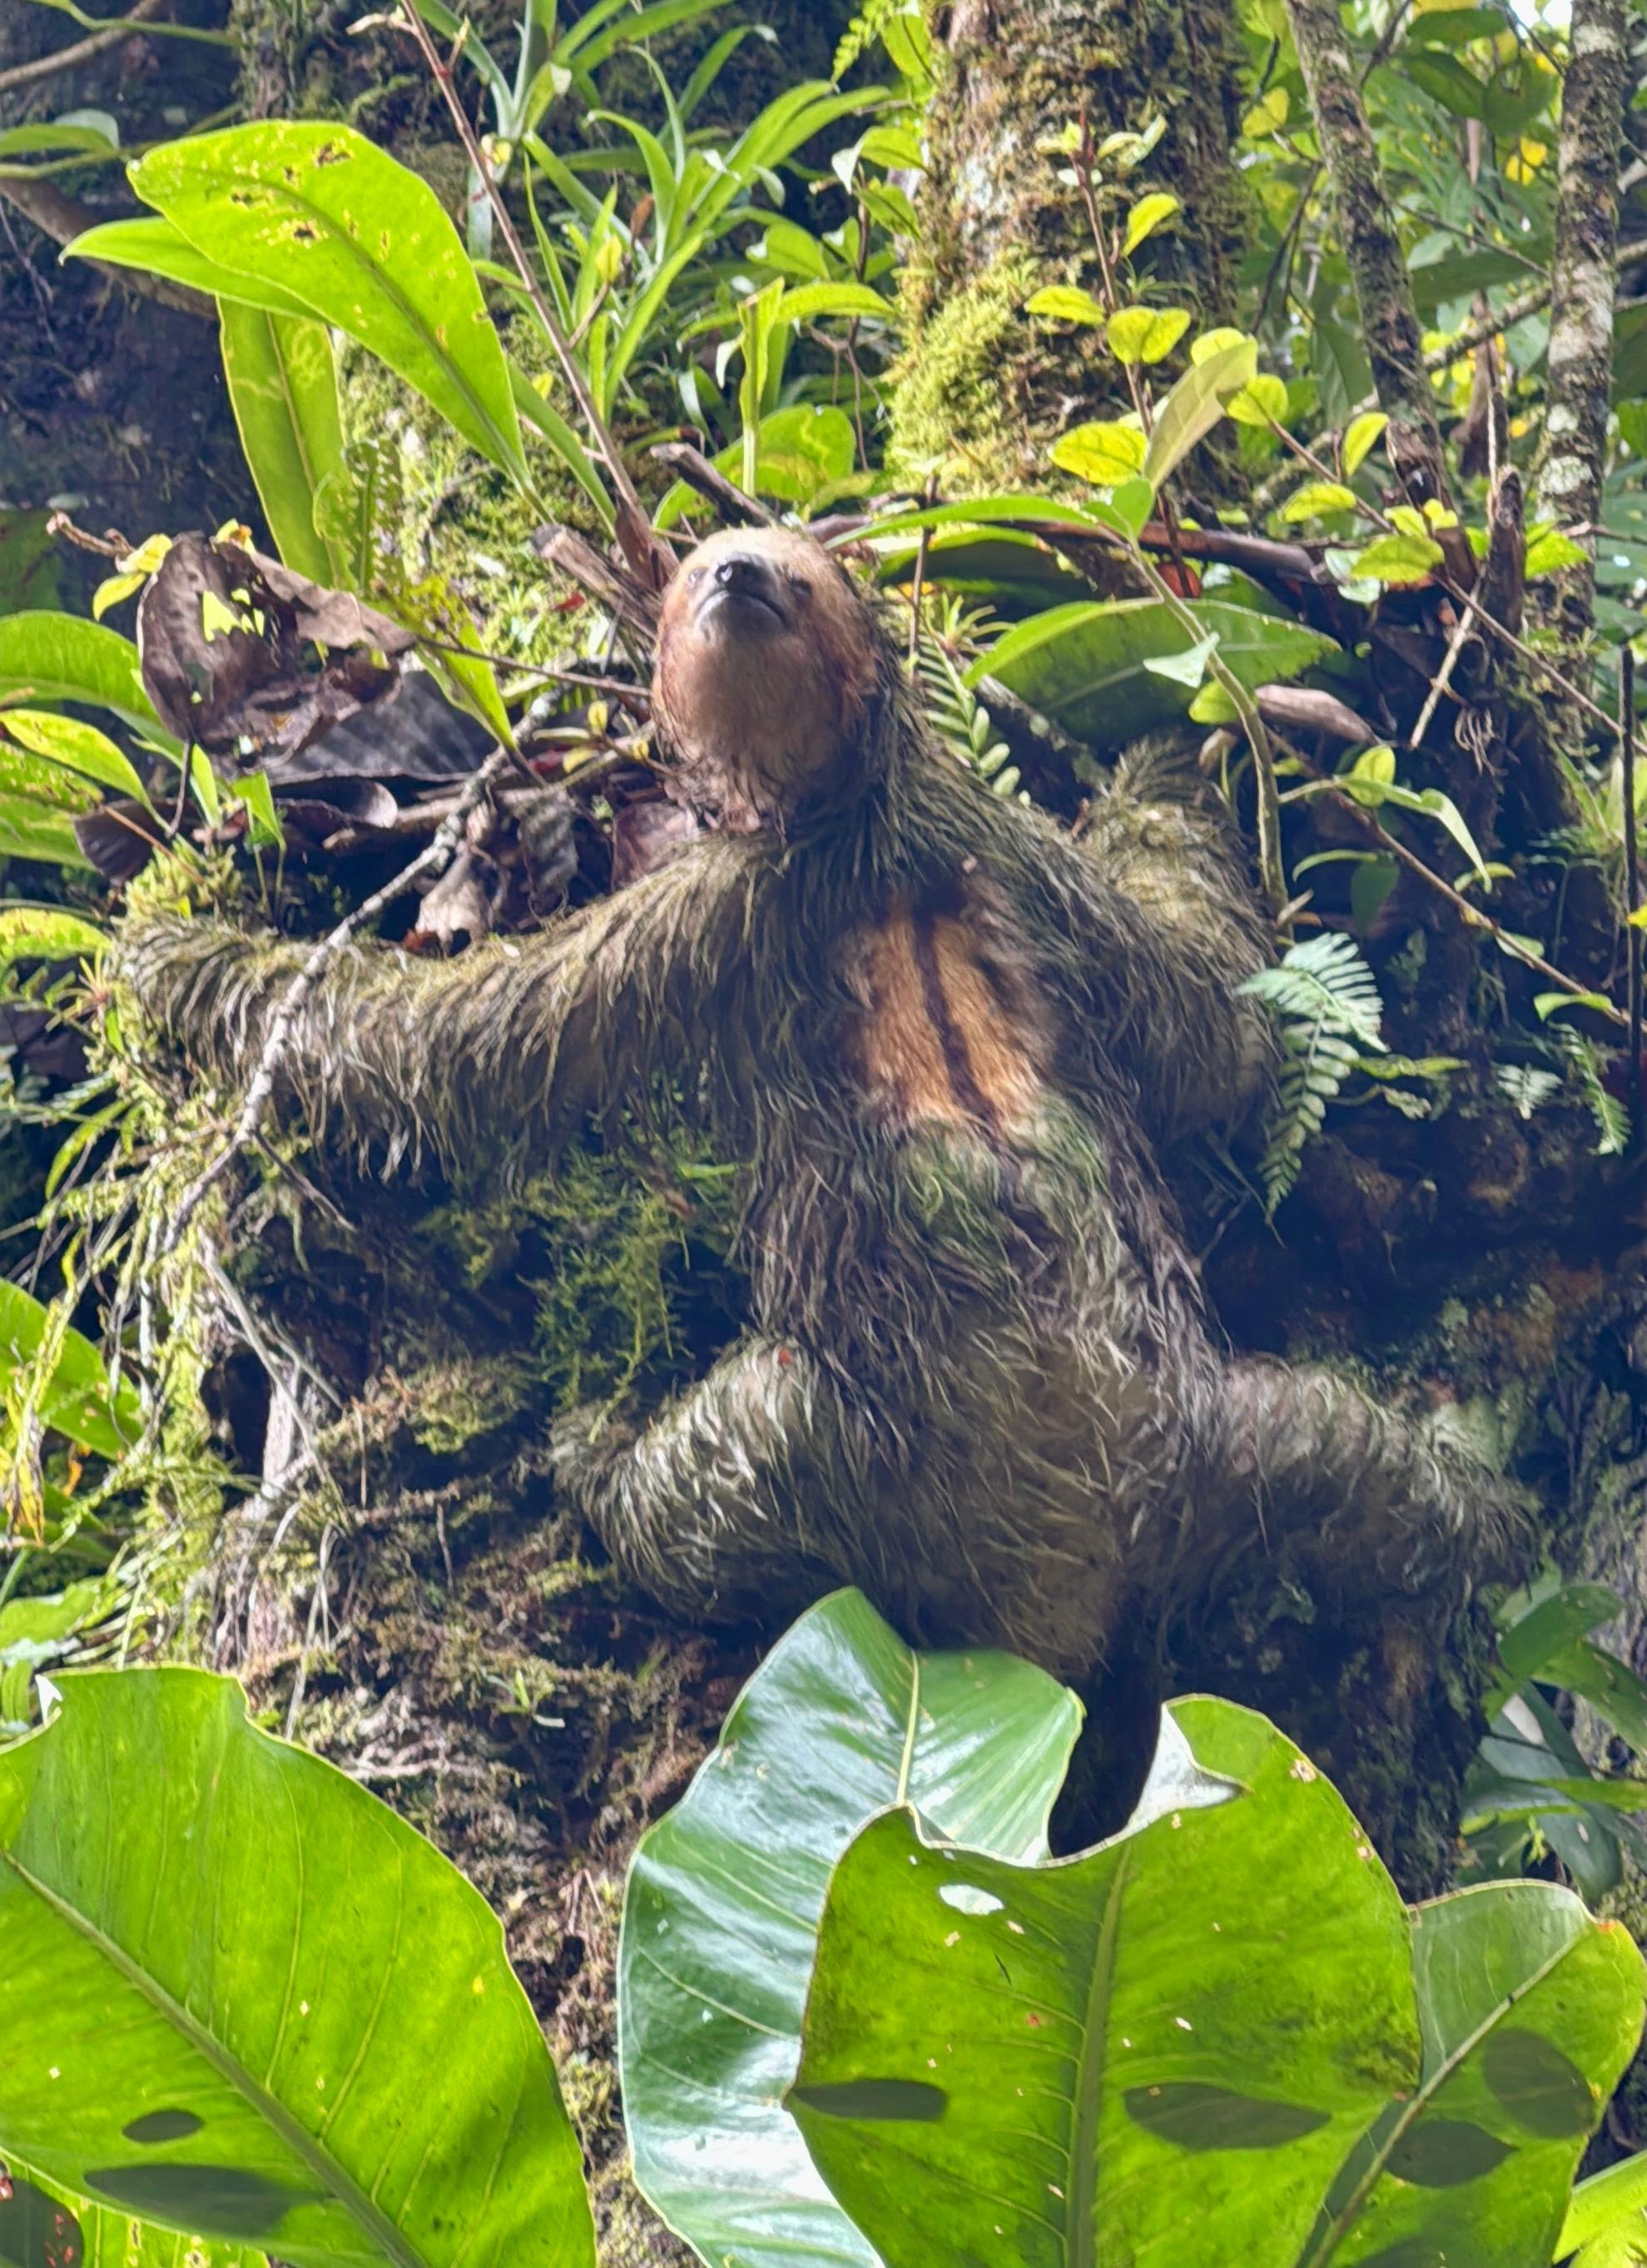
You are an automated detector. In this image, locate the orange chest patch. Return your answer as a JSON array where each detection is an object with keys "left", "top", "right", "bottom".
[{"left": 847, "top": 906, "right": 1045, "bottom": 1137}]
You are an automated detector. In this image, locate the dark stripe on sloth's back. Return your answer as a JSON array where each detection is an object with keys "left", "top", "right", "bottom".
[{"left": 911, "top": 910, "right": 1001, "bottom": 1135}]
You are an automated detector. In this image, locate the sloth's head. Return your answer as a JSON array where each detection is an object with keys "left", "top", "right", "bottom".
[{"left": 652, "top": 526, "right": 883, "bottom": 832}]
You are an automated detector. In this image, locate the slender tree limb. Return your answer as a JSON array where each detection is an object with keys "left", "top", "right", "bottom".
[
  {"left": 1530, "top": 0, "right": 1630, "bottom": 690},
  {"left": 0, "top": 0, "right": 171, "bottom": 96},
  {"left": 1282, "top": 0, "right": 1454, "bottom": 518}
]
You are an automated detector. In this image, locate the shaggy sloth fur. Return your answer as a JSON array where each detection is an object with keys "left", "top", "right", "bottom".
[{"left": 121, "top": 527, "right": 1509, "bottom": 1681}]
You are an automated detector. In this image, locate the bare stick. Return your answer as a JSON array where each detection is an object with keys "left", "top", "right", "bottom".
[
  {"left": 648, "top": 444, "right": 776, "bottom": 529},
  {"left": 394, "top": 2, "right": 670, "bottom": 590},
  {"left": 161, "top": 747, "right": 513, "bottom": 1257},
  {"left": 1625, "top": 648, "right": 1643, "bottom": 1143}
]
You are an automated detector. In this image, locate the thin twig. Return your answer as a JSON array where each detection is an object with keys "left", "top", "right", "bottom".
[
  {"left": 1624, "top": 647, "right": 1643, "bottom": 1141},
  {"left": 0, "top": 0, "right": 222, "bottom": 97},
  {"left": 161, "top": 747, "right": 513, "bottom": 1257},
  {"left": 394, "top": 1, "right": 667, "bottom": 588}
]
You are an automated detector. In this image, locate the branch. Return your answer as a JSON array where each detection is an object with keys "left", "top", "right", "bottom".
[
  {"left": 0, "top": 0, "right": 168, "bottom": 95},
  {"left": 1530, "top": 0, "right": 1630, "bottom": 686},
  {"left": 0, "top": 175, "right": 211, "bottom": 317},
  {"left": 1282, "top": 0, "right": 1452, "bottom": 514}
]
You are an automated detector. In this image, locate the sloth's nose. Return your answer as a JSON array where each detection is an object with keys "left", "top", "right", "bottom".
[{"left": 713, "top": 553, "right": 780, "bottom": 602}]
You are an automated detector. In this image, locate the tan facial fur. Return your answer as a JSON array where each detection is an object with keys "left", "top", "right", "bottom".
[{"left": 652, "top": 527, "right": 881, "bottom": 830}]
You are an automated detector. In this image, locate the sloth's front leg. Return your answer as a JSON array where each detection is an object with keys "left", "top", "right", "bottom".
[{"left": 553, "top": 1336, "right": 871, "bottom": 1625}]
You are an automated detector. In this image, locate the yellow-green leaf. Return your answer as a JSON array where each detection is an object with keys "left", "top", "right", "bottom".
[
  {"left": 1051, "top": 421, "right": 1147, "bottom": 485},
  {"left": 1107, "top": 305, "right": 1192, "bottom": 365},
  {"left": 1227, "top": 372, "right": 1289, "bottom": 428},
  {"left": 1352, "top": 531, "right": 1443, "bottom": 584},
  {"left": 1280, "top": 479, "right": 1358, "bottom": 522},
  {"left": 218, "top": 304, "right": 353, "bottom": 588},
  {"left": 0, "top": 907, "right": 107, "bottom": 966},
  {"left": 1143, "top": 337, "right": 1258, "bottom": 484},
  {"left": 1, "top": 710, "right": 148, "bottom": 806},
  {"left": 1027, "top": 284, "right": 1110, "bottom": 327},
  {"left": 1242, "top": 84, "right": 1290, "bottom": 137},
  {"left": 1122, "top": 192, "right": 1180, "bottom": 258},
  {"left": 1525, "top": 525, "right": 1589, "bottom": 578},
  {"left": 92, "top": 573, "right": 145, "bottom": 621},
  {"left": 1191, "top": 327, "right": 1255, "bottom": 365},
  {"left": 1342, "top": 410, "right": 1388, "bottom": 477}
]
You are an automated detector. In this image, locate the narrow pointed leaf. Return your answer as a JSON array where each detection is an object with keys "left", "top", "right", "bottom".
[{"left": 218, "top": 306, "right": 351, "bottom": 587}]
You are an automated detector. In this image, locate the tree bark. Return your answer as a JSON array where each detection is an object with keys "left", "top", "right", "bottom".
[
  {"left": 890, "top": 0, "right": 1248, "bottom": 487},
  {"left": 1530, "top": 0, "right": 1630, "bottom": 699}
]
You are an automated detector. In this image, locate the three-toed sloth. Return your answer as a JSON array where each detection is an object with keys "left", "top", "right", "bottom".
[{"left": 122, "top": 526, "right": 1508, "bottom": 1681}]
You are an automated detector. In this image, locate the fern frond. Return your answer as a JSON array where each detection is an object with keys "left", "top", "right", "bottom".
[
  {"left": 834, "top": 0, "right": 905, "bottom": 78},
  {"left": 1559, "top": 1029, "right": 1630, "bottom": 1156},
  {"left": 913, "top": 626, "right": 1022, "bottom": 797},
  {"left": 1239, "top": 931, "right": 1386, "bottom": 1213},
  {"left": 1495, "top": 1063, "right": 1562, "bottom": 1120}
]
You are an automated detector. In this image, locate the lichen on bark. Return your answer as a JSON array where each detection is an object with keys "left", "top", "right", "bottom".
[{"left": 890, "top": 0, "right": 1248, "bottom": 488}]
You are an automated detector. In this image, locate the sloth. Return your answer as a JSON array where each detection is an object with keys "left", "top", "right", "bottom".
[{"left": 120, "top": 525, "right": 1506, "bottom": 1683}]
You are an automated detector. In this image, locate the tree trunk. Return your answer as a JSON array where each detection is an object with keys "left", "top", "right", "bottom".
[{"left": 890, "top": 0, "right": 1248, "bottom": 485}]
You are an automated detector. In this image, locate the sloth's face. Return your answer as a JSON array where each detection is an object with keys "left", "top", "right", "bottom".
[{"left": 652, "top": 527, "right": 878, "bottom": 830}]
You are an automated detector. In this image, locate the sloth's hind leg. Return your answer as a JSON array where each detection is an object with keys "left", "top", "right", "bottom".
[
  {"left": 553, "top": 1334, "right": 868, "bottom": 1625},
  {"left": 1185, "top": 1356, "right": 1524, "bottom": 1602}
]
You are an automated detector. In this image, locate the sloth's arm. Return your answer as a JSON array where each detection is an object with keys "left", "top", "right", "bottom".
[
  {"left": 115, "top": 841, "right": 749, "bottom": 1176},
  {"left": 1042, "top": 742, "right": 1276, "bottom": 1138}
]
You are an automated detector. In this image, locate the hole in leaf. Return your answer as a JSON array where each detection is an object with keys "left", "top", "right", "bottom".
[
  {"left": 937, "top": 1885, "right": 1002, "bottom": 1916},
  {"left": 122, "top": 2110, "right": 204, "bottom": 2146},
  {"left": 787, "top": 2080, "right": 947, "bottom": 2122}
]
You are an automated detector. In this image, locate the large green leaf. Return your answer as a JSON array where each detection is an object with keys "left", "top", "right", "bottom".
[
  {"left": 0, "top": 1669, "right": 594, "bottom": 2268},
  {"left": 0, "top": 613, "right": 164, "bottom": 739},
  {"left": 131, "top": 125, "right": 525, "bottom": 484},
  {"left": 793, "top": 1697, "right": 1417, "bottom": 2266},
  {"left": 619, "top": 1589, "right": 1083, "bottom": 2268},
  {"left": 791, "top": 1697, "right": 1643, "bottom": 2268},
  {"left": 0, "top": 795, "right": 93, "bottom": 868},
  {"left": 218, "top": 305, "right": 352, "bottom": 587},
  {"left": 1303, "top": 1885, "right": 1645, "bottom": 2266},
  {"left": 975, "top": 598, "right": 1338, "bottom": 747}
]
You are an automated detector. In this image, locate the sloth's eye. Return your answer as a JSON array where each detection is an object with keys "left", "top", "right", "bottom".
[
  {"left": 687, "top": 568, "right": 704, "bottom": 585},
  {"left": 785, "top": 573, "right": 811, "bottom": 596}
]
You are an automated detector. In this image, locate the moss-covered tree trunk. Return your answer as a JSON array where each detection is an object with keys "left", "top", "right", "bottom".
[{"left": 890, "top": 0, "right": 1248, "bottom": 484}]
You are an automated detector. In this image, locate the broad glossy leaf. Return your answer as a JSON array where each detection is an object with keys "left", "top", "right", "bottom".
[
  {"left": 1310, "top": 1884, "right": 1645, "bottom": 2266},
  {"left": 0, "top": 614, "right": 165, "bottom": 740},
  {"left": 219, "top": 306, "right": 351, "bottom": 587},
  {"left": 132, "top": 125, "right": 525, "bottom": 482},
  {"left": 791, "top": 1698, "right": 1419, "bottom": 2268},
  {"left": 620, "top": 1589, "right": 1082, "bottom": 2268},
  {"left": 65, "top": 218, "right": 318, "bottom": 319},
  {"left": 976, "top": 598, "right": 1337, "bottom": 747},
  {"left": 1497, "top": 1584, "right": 1624, "bottom": 1690},
  {"left": 868, "top": 494, "right": 1129, "bottom": 541},
  {"left": 0, "top": 1668, "right": 595, "bottom": 2268}
]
